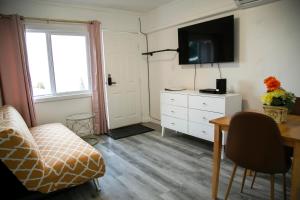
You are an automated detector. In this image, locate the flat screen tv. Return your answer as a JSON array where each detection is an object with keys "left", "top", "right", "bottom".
[{"left": 178, "top": 15, "right": 234, "bottom": 64}]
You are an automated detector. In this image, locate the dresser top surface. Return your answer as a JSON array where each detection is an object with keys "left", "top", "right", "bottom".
[{"left": 161, "top": 90, "right": 240, "bottom": 98}]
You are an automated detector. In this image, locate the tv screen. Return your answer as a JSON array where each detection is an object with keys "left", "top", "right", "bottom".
[{"left": 178, "top": 15, "right": 234, "bottom": 64}]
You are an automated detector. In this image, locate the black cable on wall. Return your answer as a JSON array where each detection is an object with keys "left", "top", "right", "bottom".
[
  {"left": 194, "top": 64, "right": 197, "bottom": 90},
  {"left": 139, "top": 18, "right": 160, "bottom": 122},
  {"left": 217, "top": 63, "right": 222, "bottom": 79}
]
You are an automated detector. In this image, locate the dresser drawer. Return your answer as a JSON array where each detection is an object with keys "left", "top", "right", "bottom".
[
  {"left": 161, "top": 93, "right": 188, "bottom": 107},
  {"left": 189, "top": 109, "right": 223, "bottom": 125},
  {"left": 161, "top": 105, "right": 187, "bottom": 120},
  {"left": 161, "top": 115, "right": 187, "bottom": 133},
  {"left": 189, "top": 96, "right": 225, "bottom": 113},
  {"left": 188, "top": 122, "right": 214, "bottom": 142}
]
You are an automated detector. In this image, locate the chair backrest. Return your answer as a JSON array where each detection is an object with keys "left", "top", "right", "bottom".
[
  {"left": 0, "top": 105, "right": 37, "bottom": 144},
  {"left": 226, "top": 112, "right": 288, "bottom": 173},
  {"left": 0, "top": 105, "right": 45, "bottom": 190},
  {"left": 290, "top": 97, "right": 300, "bottom": 115}
]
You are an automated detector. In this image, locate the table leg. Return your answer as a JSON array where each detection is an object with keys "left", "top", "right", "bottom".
[
  {"left": 221, "top": 145, "right": 226, "bottom": 160},
  {"left": 291, "top": 142, "right": 300, "bottom": 200},
  {"left": 212, "top": 125, "right": 223, "bottom": 200}
]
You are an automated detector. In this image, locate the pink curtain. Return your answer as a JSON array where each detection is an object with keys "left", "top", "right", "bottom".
[
  {"left": 0, "top": 15, "right": 37, "bottom": 127},
  {"left": 88, "top": 21, "right": 108, "bottom": 134}
]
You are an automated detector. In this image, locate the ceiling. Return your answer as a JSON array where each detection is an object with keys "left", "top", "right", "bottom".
[{"left": 36, "top": 0, "right": 175, "bottom": 12}]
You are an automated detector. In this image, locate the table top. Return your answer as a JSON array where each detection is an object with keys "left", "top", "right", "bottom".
[
  {"left": 66, "top": 113, "right": 95, "bottom": 121},
  {"left": 210, "top": 114, "right": 300, "bottom": 142}
]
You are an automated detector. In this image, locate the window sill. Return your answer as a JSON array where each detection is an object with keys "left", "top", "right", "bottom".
[{"left": 34, "top": 92, "right": 92, "bottom": 103}]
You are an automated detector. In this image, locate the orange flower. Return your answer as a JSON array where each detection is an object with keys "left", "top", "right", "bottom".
[
  {"left": 264, "top": 76, "right": 281, "bottom": 91},
  {"left": 264, "top": 76, "right": 275, "bottom": 84}
]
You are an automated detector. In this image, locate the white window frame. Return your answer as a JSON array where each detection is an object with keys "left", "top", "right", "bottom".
[{"left": 26, "top": 25, "right": 92, "bottom": 103}]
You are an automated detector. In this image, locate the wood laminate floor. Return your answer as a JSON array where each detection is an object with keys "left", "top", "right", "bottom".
[{"left": 45, "top": 123, "right": 290, "bottom": 200}]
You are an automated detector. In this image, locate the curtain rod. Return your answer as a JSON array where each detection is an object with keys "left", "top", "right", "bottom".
[
  {"left": 23, "top": 17, "right": 93, "bottom": 24},
  {"left": 1, "top": 14, "right": 138, "bottom": 34},
  {"left": 0, "top": 14, "right": 14, "bottom": 19}
]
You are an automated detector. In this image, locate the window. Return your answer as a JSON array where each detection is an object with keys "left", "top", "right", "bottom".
[{"left": 25, "top": 28, "right": 91, "bottom": 99}]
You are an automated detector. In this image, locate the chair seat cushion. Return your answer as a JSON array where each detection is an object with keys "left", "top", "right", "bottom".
[{"left": 29, "top": 123, "right": 105, "bottom": 193}]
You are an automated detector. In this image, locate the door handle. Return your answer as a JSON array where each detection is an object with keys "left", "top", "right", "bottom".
[{"left": 107, "top": 74, "right": 117, "bottom": 86}]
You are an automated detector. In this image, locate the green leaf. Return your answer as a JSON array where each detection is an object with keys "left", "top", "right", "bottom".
[{"left": 271, "top": 97, "right": 284, "bottom": 106}]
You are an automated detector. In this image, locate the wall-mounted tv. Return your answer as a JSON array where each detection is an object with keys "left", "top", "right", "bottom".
[{"left": 178, "top": 15, "right": 234, "bottom": 64}]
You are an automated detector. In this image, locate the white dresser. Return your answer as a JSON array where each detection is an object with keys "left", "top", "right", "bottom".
[{"left": 160, "top": 90, "right": 242, "bottom": 150}]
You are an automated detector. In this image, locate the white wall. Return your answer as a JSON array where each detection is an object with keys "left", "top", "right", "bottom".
[
  {"left": 141, "top": 0, "right": 236, "bottom": 33},
  {"left": 0, "top": 0, "right": 139, "bottom": 32},
  {"left": 0, "top": 0, "right": 144, "bottom": 125},
  {"left": 35, "top": 97, "right": 92, "bottom": 125},
  {"left": 1, "top": 0, "right": 299, "bottom": 125},
  {"left": 140, "top": 0, "right": 300, "bottom": 120}
]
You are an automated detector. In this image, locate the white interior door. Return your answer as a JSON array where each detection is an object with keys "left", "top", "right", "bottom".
[{"left": 103, "top": 31, "right": 142, "bottom": 129}]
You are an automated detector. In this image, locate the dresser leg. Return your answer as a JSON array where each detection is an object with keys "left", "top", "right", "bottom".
[{"left": 162, "top": 126, "right": 165, "bottom": 137}]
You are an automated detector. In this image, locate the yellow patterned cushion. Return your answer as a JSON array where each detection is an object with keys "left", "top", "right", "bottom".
[
  {"left": 0, "top": 105, "right": 105, "bottom": 193},
  {"left": 0, "top": 105, "right": 45, "bottom": 191},
  {"left": 0, "top": 105, "right": 40, "bottom": 150},
  {"left": 30, "top": 123, "right": 105, "bottom": 193}
]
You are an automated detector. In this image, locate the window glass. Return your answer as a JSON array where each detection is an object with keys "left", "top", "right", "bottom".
[
  {"left": 25, "top": 30, "right": 90, "bottom": 98},
  {"left": 51, "top": 35, "right": 89, "bottom": 93},
  {"left": 26, "top": 32, "right": 52, "bottom": 96}
]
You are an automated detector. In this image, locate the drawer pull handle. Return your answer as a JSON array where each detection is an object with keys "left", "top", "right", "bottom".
[
  {"left": 170, "top": 99, "right": 175, "bottom": 101},
  {"left": 202, "top": 131, "right": 206, "bottom": 133},
  {"left": 202, "top": 102, "right": 207, "bottom": 105},
  {"left": 171, "top": 122, "right": 175, "bottom": 125},
  {"left": 202, "top": 117, "right": 207, "bottom": 120},
  {"left": 171, "top": 110, "right": 175, "bottom": 113}
]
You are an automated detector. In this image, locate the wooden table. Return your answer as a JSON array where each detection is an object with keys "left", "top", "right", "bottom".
[{"left": 210, "top": 115, "right": 300, "bottom": 200}]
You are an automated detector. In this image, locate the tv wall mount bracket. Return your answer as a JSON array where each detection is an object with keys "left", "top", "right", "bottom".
[{"left": 142, "top": 48, "right": 179, "bottom": 56}]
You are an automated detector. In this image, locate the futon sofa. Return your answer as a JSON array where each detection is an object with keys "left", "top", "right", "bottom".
[{"left": 0, "top": 105, "right": 105, "bottom": 195}]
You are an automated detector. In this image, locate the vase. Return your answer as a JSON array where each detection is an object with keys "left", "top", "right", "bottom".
[{"left": 263, "top": 105, "right": 288, "bottom": 123}]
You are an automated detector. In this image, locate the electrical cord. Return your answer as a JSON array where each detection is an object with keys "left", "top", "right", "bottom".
[
  {"left": 217, "top": 63, "right": 222, "bottom": 79},
  {"left": 193, "top": 64, "right": 197, "bottom": 90},
  {"left": 139, "top": 18, "right": 160, "bottom": 122}
]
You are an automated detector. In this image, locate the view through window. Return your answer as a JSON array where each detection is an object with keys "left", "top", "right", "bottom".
[{"left": 26, "top": 31, "right": 90, "bottom": 97}]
